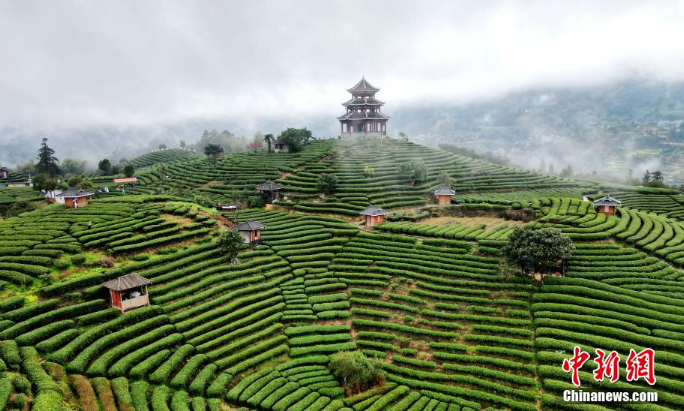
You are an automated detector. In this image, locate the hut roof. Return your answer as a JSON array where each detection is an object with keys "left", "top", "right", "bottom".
[
  {"left": 58, "top": 188, "right": 96, "bottom": 198},
  {"left": 593, "top": 195, "right": 621, "bottom": 206},
  {"left": 359, "top": 205, "right": 392, "bottom": 216},
  {"left": 256, "top": 181, "right": 284, "bottom": 191},
  {"left": 102, "top": 273, "right": 151, "bottom": 291},
  {"left": 434, "top": 187, "right": 456, "bottom": 196},
  {"left": 236, "top": 221, "right": 265, "bottom": 231}
]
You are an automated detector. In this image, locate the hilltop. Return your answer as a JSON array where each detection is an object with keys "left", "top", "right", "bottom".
[{"left": 0, "top": 138, "right": 683, "bottom": 411}]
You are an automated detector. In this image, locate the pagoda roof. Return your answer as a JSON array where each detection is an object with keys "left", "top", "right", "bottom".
[
  {"left": 347, "top": 77, "right": 380, "bottom": 93},
  {"left": 58, "top": 188, "right": 96, "bottom": 198},
  {"left": 342, "top": 96, "right": 385, "bottom": 107},
  {"left": 593, "top": 195, "right": 621, "bottom": 206},
  {"left": 359, "top": 205, "right": 392, "bottom": 216},
  {"left": 256, "top": 181, "right": 284, "bottom": 191},
  {"left": 338, "top": 111, "right": 391, "bottom": 121},
  {"left": 102, "top": 273, "right": 151, "bottom": 291},
  {"left": 434, "top": 187, "right": 456, "bottom": 196},
  {"left": 236, "top": 220, "right": 265, "bottom": 231}
]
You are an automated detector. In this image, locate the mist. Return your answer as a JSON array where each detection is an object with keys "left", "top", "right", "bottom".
[{"left": 2, "top": 0, "right": 684, "bottom": 167}]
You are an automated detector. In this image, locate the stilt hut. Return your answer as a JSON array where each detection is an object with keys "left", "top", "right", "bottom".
[
  {"left": 236, "top": 221, "right": 265, "bottom": 247},
  {"left": 360, "top": 205, "right": 392, "bottom": 227},
  {"left": 434, "top": 187, "right": 456, "bottom": 205},
  {"left": 593, "top": 195, "right": 621, "bottom": 215},
  {"left": 256, "top": 181, "right": 284, "bottom": 204},
  {"left": 102, "top": 273, "right": 151, "bottom": 313}
]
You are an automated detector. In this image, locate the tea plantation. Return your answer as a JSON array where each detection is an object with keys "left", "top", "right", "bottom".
[{"left": 1, "top": 138, "right": 683, "bottom": 411}]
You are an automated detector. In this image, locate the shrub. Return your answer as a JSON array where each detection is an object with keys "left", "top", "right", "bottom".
[
  {"left": 71, "top": 254, "right": 87, "bottom": 266},
  {"left": 53, "top": 259, "right": 70, "bottom": 270},
  {"left": 328, "top": 351, "right": 383, "bottom": 395}
]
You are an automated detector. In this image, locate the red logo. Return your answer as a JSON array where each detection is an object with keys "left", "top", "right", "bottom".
[
  {"left": 562, "top": 347, "right": 656, "bottom": 387},
  {"left": 626, "top": 348, "right": 656, "bottom": 385}
]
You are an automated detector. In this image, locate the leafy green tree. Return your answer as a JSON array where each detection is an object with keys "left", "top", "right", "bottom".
[
  {"left": 398, "top": 131, "right": 409, "bottom": 141},
  {"left": 437, "top": 171, "right": 452, "bottom": 187},
  {"left": 329, "top": 351, "right": 382, "bottom": 395},
  {"left": 61, "top": 158, "right": 86, "bottom": 175},
  {"left": 204, "top": 144, "right": 224, "bottom": 157},
  {"left": 397, "top": 160, "right": 428, "bottom": 185},
  {"left": 158, "top": 144, "right": 167, "bottom": 150},
  {"left": 111, "top": 165, "right": 121, "bottom": 175},
  {"left": 278, "top": 128, "right": 312, "bottom": 153},
  {"left": 32, "top": 174, "right": 46, "bottom": 191},
  {"left": 363, "top": 166, "right": 375, "bottom": 179},
  {"left": 217, "top": 229, "right": 244, "bottom": 263},
  {"left": 98, "top": 159, "right": 112, "bottom": 175},
  {"left": 36, "top": 138, "right": 59, "bottom": 177},
  {"left": 502, "top": 227, "right": 574, "bottom": 274},
  {"left": 123, "top": 164, "right": 135, "bottom": 178},
  {"left": 316, "top": 173, "right": 338, "bottom": 195},
  {"left": 42, "top": 178, "right": 58, "bottom": 191},
  {"left": 67, "top": 176, "right": 83, "bottom": 187},
  {"left": 263, "top": 134, "right": 274, "bottom": 155},
  {"left": 559, "top": 165, "right": 574, "bottom": 178}
]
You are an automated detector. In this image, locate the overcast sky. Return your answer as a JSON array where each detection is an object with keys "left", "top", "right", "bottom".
[{"left": 1, "top": 0, "right": 684, "bottom": 132}]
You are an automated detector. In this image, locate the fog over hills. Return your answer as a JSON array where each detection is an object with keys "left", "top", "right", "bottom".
[{"left": 2, "top": 0, "right": 684, "bottom": 180}]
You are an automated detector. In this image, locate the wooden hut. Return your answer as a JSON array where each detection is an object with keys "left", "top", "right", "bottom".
[
  {"left": 593, "top": 195, "right": 621, "bottom": 215},
  {"left": 256, "top": 181, "right": 284, "bottom": 204},
  {"left": 360, "top": 205, "right": 392, "bottom": 227},
  {"left": 273, "top": 137, "right": 289, "bottom": 153},
  {"left": 102, "top": 273, "right": 151, "bottom": 313},
  {"left": 236, "top": 221, "right": 265, "bottom": 247},
  {"left": 57, "top": 188, "right": 95, "bottom": 209},
  {"left": 434, "top": 187, "right": 456, "bottom": 205}
]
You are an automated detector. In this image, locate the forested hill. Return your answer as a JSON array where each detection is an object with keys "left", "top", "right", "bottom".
[{"left": 1, "top": 138, "right": 684, "bottom": 411}]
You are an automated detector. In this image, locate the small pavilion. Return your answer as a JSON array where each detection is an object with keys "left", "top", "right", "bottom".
[
  {"left": 102, "top": 273, "right": 151, "bottom": 313},
  {"left": 236, "top": 221, "right": 265, "bottom": 247},
  {"left": 58, "top": 188, "right": 95, "bottom": 209},
  {"left": 434, "top": 187, "right": 456, "bottom": 205},
  {"left": 0, "top": 167, "right": 9, "bottom": 179},
  {"left": 256, "top": 181, "right": 284, "bottom": 204},
  {"left": 360, "top": 205, "right": 392, "bottom": 227},
  {"left": 593, "top": 195, "right": 621, "bottom": 215}
]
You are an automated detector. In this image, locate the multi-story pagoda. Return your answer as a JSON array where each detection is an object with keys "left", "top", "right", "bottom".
[{"left": 338, "top": 77, "right": 390, "bottom": 139}]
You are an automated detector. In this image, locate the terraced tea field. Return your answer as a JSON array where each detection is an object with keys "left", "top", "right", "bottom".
[{"left": 1, "top": 138, "right": 683, "bottom": 411}]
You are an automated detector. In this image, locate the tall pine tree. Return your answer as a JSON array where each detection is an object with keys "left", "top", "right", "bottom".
[{"left": 36, "top": 138, "right": 59, "bottom": 177}]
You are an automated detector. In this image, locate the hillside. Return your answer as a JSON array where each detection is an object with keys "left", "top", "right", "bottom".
[{"left": 0, "top": 138, "right": 683, "bottom": 411}]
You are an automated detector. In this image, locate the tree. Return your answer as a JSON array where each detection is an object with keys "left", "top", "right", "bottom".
[
  {"left": 398, "top": 131, "right": 409, "bottom": 141},
  {"left": 397, "top": 160, "right": 428, "bottom": 185},
  {"left": 36, "top": 138, "right": 59, "bottom": 177},
  {"left": 263, "top": 134, "right": 274, "bottom": 155},
  {"left": 316, "top": 173, "right": 338, "bottom": 195},
  {"left": 642, "top": 170, "right": 652, "bottom": 185},
  {"left": 158, "top": 144, "right": 167, "bottom": 150},
  {"left": 204, "top": 144, "right": 224, "bottom": 157},
  {"left": 98, "top": 159, "right": 112, "bottom": 175},
  {"left": 538, "top": 158, "right": 547, "bottom": 173},
  {"left": 246, "top": 140, "right": 263, "bottom": 151},
  {"left": 329, "top": 351, "right": 382, "bottom": 395},
  {"left": 61, "top": 158, "right": 86, "bottom": 175},
  {"left": 501, "top": 227, "right": 574, "bottom": 274},
  {"left": 217, "top": 229, "right": 244, "bottom": 263},
  {"left": 180, "top": 140, "right": 187, "bottom": 149},
  {"left": 67, "top": 176, "right": 83, "bottom": 187},
  {"left": 32, "top": 174, "right": 46, "bottom": 191},
  {"left": 559, "top": 165, "right": 574, "bottom": 178},
  {"left": 437, "top": 171, "right": 452, "bottom": 187},
  {"left": 123, "top": 165, "right": 135, "bottom": 178},
  {"left": 363, "top": 166, "right": 375, "bottom": 179},
  {"left": 278, "top": 128, "right": 312, "bottom": 153}
]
